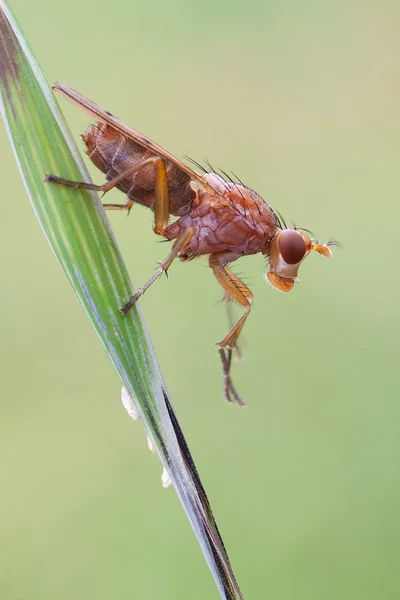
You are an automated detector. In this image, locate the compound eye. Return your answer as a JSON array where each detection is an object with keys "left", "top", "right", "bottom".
[{"left": 278, "top": 230, "right": 307, "bottom": 265}]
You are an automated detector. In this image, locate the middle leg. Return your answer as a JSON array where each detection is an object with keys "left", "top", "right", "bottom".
[{"left": 120, "top": 227, "right": 193, "bottom": 315}]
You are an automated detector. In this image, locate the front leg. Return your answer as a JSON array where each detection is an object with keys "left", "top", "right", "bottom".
[
  {"left": 223, "top": 290, "right": 244, "bottom": 360},
  {"left": 209, "top": 254, "right": 253, "bottom": 406}
]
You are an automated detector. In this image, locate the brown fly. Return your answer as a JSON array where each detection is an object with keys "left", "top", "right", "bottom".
[{"left": 46, "top": 83, "right": 335, "bottom": 406}]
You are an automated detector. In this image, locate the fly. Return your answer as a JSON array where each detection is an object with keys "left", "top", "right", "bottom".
[{"left": 46, "top": 83, "right": 335, "bottom": 406}]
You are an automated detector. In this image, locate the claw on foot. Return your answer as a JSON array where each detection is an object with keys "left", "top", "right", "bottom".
[
  {"left": 119, "top": 293, "right": 140, "bottom": 316},
  {"left": 219, "top": 347, "right": 247, "bottom": 407}
]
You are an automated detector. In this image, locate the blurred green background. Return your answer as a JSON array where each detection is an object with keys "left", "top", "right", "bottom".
[{"left": 1, "top": 0, "right": 399, "bottom": 598}]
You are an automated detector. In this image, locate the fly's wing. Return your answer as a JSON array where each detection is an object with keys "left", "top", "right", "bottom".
[{"left": 53, "top": 83, "right": 224, "bottom": 204}]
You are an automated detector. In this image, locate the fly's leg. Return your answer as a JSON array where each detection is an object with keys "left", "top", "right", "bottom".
[
  {"left": 45, "top": 156, "right": 169, "bottom": 222},
  {"left": 46, "top": 157, "right": 184, "bottom": 313},
  {"left": 218, "top": 347, "right": 245, "bottom": 406},
  {"left": 223, "top": 291, "right": 244, "bottom": 360},
  {"left": 209, "top": 254, "right": 253, "bottom": 407},
  {"left": 120, "top": 227, "right": 193, "bottom": 316}
]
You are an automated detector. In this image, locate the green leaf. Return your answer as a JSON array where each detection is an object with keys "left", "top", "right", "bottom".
[{"left": 0, "top": 2, "right": 244, "bottom": 599}]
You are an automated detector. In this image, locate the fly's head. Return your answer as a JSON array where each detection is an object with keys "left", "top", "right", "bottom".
[{"left": 265, "top": 228, "right": 335, "bottom": 292}]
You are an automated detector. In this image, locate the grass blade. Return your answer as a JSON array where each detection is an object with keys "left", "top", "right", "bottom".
[{"left": 0, "top": 2, "right": 244, "bottom": 598}]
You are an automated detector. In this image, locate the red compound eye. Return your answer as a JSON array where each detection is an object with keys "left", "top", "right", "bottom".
[{"left": 278, "top": 230, "right": 307, "bottom": 265}]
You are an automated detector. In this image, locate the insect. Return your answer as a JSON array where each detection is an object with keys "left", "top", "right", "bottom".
[{"left": 46, "top": 83, "right": 335, "bottom": 406}]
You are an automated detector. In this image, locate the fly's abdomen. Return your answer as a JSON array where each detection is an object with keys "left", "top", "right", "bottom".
[{"left": 83, "top": 122, "right": 194, "bottom": 214}]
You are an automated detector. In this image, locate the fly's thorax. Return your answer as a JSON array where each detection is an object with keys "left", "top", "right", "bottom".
[
  {"left": 266, "top": 228, "right": 332, "bottom": 292},
  {"left": 205, "top": 172, "right": 233, "bottom": 194},
  {"left": 190, "top": 173, "right": 244, "bottom": 209},
  {"left": 191, "top": 173, "right": 263, "bottom": 205},
  {"left": 186, "top": 174, "right": 280, "bottom": 259}
]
